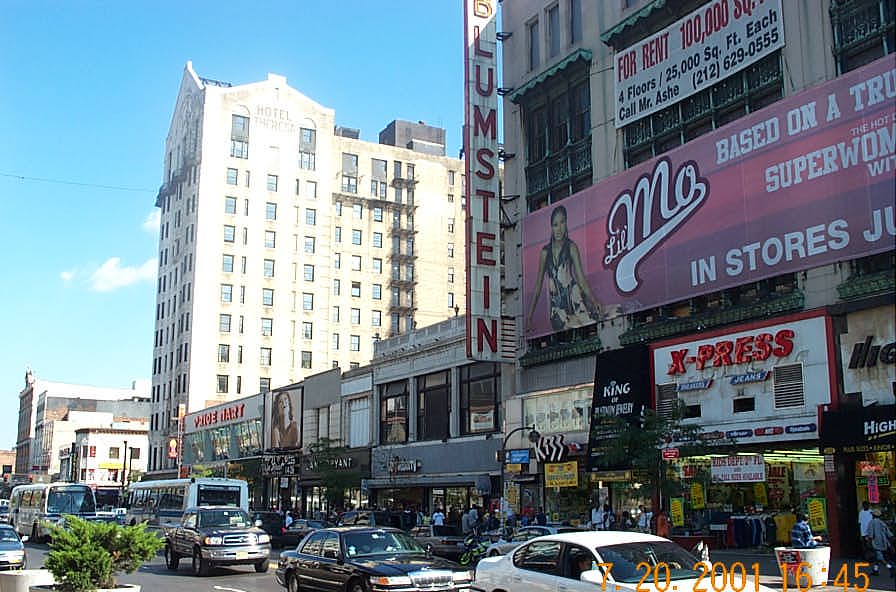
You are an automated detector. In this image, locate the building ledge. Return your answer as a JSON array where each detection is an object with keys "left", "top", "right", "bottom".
[
  {"left": 509, "top": 48, "right": 592, "bottom": 104},
  {"left": 519, "top": 334, "right": 601, "bottom": 368},
  {"left": 619, "top": 290, "right": 805, "bottom": 346},
  {"left": 837, "top": 270, "right": 895, "bottom": 300}
]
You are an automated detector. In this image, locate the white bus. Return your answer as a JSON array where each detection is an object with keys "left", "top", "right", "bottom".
[
  {"left": 124, "top": 477, "right": 248, "bottom": 531},
  {"left": 9, "top": 482, "right": 97, "bottom": 542}
]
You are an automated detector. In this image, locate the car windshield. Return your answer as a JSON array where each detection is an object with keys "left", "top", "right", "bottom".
[
  {"left": 596, "top": 541, "right": 700, "bottom": 582},
  {"left": 0, "top": 530, "right": 19, "bottom": 543},
  {"left": 343, "top": 530, "right": 425, "bottom": 558},
  {"left": 199, "top": 509, "right": 251, "bottom": 528},
  {"left": 46, "top": 486, "right": 96, "bottom": 514}
]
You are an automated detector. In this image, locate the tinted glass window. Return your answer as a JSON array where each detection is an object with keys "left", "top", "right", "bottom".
[
  {"left": 322, "top": 533, "right": 340, "bottom": 557},
  {"left": 512, "top": 540, "right": 561, "bottom": 575},
  {"left": 301, "top": 532, "right": 326, "bottom": 556}
]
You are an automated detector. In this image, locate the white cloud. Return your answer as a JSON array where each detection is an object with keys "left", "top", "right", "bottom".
[
  {"left": 143, "top": 210, "right": 161, "bottom": 233},
  {"left": 60, "top": 270, "right": 75, "bottom": 282},
  {"left": 88, "top": 257, "right": 157, "bottom": 292}
]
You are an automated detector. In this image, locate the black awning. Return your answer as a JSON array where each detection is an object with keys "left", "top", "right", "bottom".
[{"left": 819, "top": 404, "right": 895, "bottom": 454}]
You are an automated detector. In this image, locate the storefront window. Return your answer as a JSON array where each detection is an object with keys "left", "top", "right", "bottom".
[
  {"left": 380, "top": 381, "right": 408, "bottom": 444},
  {"left": 417, "top": 371, "right": 450, "bottom": 441},
  {"left": 855, "top": 453, "right": 895, "bottom": 520},
  {"left": 523, "top": 387, "right": 591, "bottom": 434},
  {"left": 460, "top": 362, "right": 501, "bottom": 434}
]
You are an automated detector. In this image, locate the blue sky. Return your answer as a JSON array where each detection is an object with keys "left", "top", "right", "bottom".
[{"left": 0, "top": 1, "right": 466, "bottom": 451}]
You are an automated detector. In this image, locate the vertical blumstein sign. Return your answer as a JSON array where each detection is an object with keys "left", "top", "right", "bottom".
[{"left": 464, "top": 0, "right": 503, "bottom": 360}]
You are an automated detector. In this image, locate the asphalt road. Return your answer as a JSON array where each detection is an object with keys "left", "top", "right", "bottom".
[{"left": 24, "top": 541, "right": 285, "bottom": 592}]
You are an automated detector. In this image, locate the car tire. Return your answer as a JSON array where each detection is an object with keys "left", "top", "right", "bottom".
[
  {"left": 254, "top": 559, "right": 269, "bottom": 573},
  {"left": 164, "top": 544, "right": 180, "bottom": 570},
  {"left": 347, "top": 578, "right": 368, "bottom": 592},
  {"left": 192, "top": 547, "right": 209, "bottom": 576},
  {"left": 286, "top": 572, "right": 299, "bottom": 592}
]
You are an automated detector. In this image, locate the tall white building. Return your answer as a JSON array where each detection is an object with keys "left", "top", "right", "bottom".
[{"left": 149, "top": 63, "right": 466, "bottom": 473}]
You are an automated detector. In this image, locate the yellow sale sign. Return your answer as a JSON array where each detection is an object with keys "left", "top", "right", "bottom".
[
  {"left": 807, "top": 497, "right": 827, "bottom": 533},
  {"left": 544, "top": 461, "right": 579, "bottom": 488},
  {"left": 690, "top": 483, "right": 705, "bottom": 509},
  {"left": 670, "top": 497, "right": 685, "bottom": 527}
]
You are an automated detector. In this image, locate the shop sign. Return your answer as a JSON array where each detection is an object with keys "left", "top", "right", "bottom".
[
  {"left": 589, "top": 470, "right": 631, "bottom": 482},
  {"left": 614, "top": 0, "right": 784, "bottom": 127},
  {"left": 753, "top": 482, "right": 768, "bottom": 506},
  {"left": 785, "top": 423, "right": 816, "bottom": 434},
  {"left": 508, "top": 449, "right": 530, "bottom": 464},
  {"left": 544, "top": 461, "right": 579, "bottom": 488},
  {"left": 754, "top": 426, "right": 783, "bottom": 436},
  {"left": 667, "top": 329, "right": 794, "bottom": 375},
  {"left": 194, "top": 403, "right": 245, "bottom": 429},
  {"left": 670, "top": 497, "right": 685, "bottom": 527},
  {"left": 302, "top": 455, "right": 355, "bottom": 472},
  {"left": 868, "top": 475, "right": 881, "bottom": 503},
  {"left": 807, "top": 497, "right": 827, "bottom": 533},
  {"left": 98, "top": 462, "right": 123, "bottom": 470},
  {"left": 819, "top": 405, "right": 896, "bottom": 454},
  {"left": 535, "top": 434, "right": 568, "bottom": 463},
  {"left": 505, "top": 463, "right": 523, "bottom": 473},
  {"left": 711, "top": 455, "right": 765, "bottom": 482},
  {"left": 848, "top": 336, "right": 896, "bottom": 368},
  {"left": 389, "top": 458, "right": 420, "bottom": 473},
  {"left": 729, "top": 370, "right": 770, "bottom": 385},
  {"left": 841, "top": 308, "right": 896, "bottom": 407},
  {"left": 726, "top": 429, "right": 753, "bottom": 439},
  {"left": 263, "top": 453, "right": 299, "bottom": 478},
  {"left": 662, "top": 448, "right": 680, "bottom": 460},
  {"left": 690, "top": 483, "right": 705, "bottom": 509},
  {"left": 677, "top": 379, "right": 713, "bottom": 392}
]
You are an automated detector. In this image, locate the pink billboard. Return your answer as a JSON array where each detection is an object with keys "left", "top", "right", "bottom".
[{"left": 523, "top": 55, "right": 895, "bottom": 339}]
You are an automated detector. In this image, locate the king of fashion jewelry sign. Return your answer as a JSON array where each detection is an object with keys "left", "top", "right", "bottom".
[{"left": 614, "top": 0, "right": 785, "bottom": 127}]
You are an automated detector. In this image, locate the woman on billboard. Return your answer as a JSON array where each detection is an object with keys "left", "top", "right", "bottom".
[
  {"left": 271, "top": 390, "right": 299, "bottom": 448},
  {"left": 527, "top": 205, "right": 601, "bottom": 331}
]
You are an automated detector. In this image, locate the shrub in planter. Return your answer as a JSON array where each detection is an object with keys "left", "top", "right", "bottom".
[{"left": 44, "top": 516, "right": 163, "bottom": 592}]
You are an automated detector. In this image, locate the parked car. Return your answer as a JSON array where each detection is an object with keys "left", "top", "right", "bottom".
[
  {"left": 472, "top": 531, "right": 775, "bottom": 592},
  {"left": 276, "top": 518, "right": 331, "bottom": 549},
  {"left": 163, "top": 505, "right": 271, "bottom": 576},
  {"left": 484, "top": 525, "right": 585, "bottom": 556},
  {"left": 409, "top": 523, "right": 465, "bottom": 560},
  {"left": 251, "top": 511, "right": 285, "bottom": 546},
  {"left": 337, "top": 509, "right": 401, "bottom": 528},
  {"left": 0, "top": 503, "right": 9, "bottom": 524},
  {"left": 275, "top": 526, "right": 473, "bottom": 592},
  {"left": 0, "top": 524, "right": 27, "bottom": 570}
]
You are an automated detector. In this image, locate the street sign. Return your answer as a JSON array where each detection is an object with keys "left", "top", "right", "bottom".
[
  {"left": 662, "top": 447, "right": 680, "bottom": 460},
  {"left": 508, "top": 449, "right": 530, "bottom": 464}
]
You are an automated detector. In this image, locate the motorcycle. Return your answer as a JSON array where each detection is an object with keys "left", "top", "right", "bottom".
[{"left": 458, "top": 533, "right": 489, "bottom": 566}]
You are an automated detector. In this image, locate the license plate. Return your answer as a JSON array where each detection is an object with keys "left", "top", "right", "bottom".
[{"left": 236, "top": 551, "right": 248, "bottom": 559}]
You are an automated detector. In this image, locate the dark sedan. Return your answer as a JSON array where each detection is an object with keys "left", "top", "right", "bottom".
[
  {"left": 0, "top": 525, "right": 27, "bottom": 570},
  {"left": 275, "top": 518, "right": 331, "bottom": 549},
  {"left": 275, "top": 526, "right": 473, "bottom": 592}
]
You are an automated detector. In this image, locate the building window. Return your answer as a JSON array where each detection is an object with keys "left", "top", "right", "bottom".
[
  {"left": 267, "top": 174, "right": 279, "bottom": 192},
  {"left": 448, "top": 292, "right": 455, "bottom": 308},
  {"left": 352, "top": 204, "right": 363, "bottom": 220},
  {"left": 301, "top": 351, "right": 312, "bottom": 369},
  {"left": 306, "top": 209, "right": 316, "bottom": 225},
  {"left": 218, "top": 344, "right": 230, "bottom": 363},
  {"left": 373, "top": 258, "right": 383, "bottom": 273},
  {"left": 351, "top": 281, "right": 361, "bottom": 297},
  {"left": 528, "top": 19, "right": 540, "bottom": 70},
  {"left": 259, "top": 377, "right": 271, "bottom": 393},
  {"left": 263, "top": 259, "right": 275, "bottom": 278},
  {"left": 299, "top": 151, "right": 316, "bottom": 170},
  {"left": 216, "top": 375, "right": 229, "bottom": 393},
  {"left": 380, "top": 381, "right": 408, "bottom": 444},
  {"left": 418, "top": 370, "right": 450, "bottom": 441},
  {"left": 304, "top": 236, "right": 315, "bottom": 253},
  {"left": 348, "top": 397, "right": 370, "bottom": 448},
  {"left": 306, "top": 180, "right": 317, "bottom": 198},
  {"left": 302, "top": 292, "right": 313, "bottom": 310},
  {"left": 460, "top": 362, "right": 501, "bottom": 434},
  {"left": 226, "top": 168, "right": 238, "bottom": 185},
  {"left": 261, "top": 317, "right": 273, "bottom": 336},
  {"left": 373, "top": 207, "right": 383, "bottom": 222},
  {"left": 332, "top": 333, "right": 340, "bottom": 350},
  {"left": 222, "top": 255, "right": 234, "bottom": 272},
  {"left": 352, "top": 229, "right": 362, "bottom": 245},
  {"left": 333, "top": 279, "right": 341, "bottom": 295},
  {"left": 219, "top": 314, "right": 232, "bottom": 332},
  {"left": 335, "top": 226, "right": 342, "bottom": 242},
  {"left": 304, "top": 264, "right": 314, "bottom": 281},
  {"left": 547, "top": 4, "right": 560, "bottom": 57},
  {"left": 265, "top": 202, "right": 277, "bottom": 220},
  {"left": 223, "top": 225, "right": 235, "bottom": 243},
  {"left": 334, "top": 253, "right": 341, "bottom": 269},
  {"left": 622, "top": 52, "right": 782, "bottom": 168},
  {"left": 332, "top": 306, "right": 340, "bottom": 322},
  {"left": 372, "top": 232, "right": 382, "bottom": 248},
  {"left": 220, "top": 284, "right": 233, "bottom": 303},
  {"left": 302, "top": 322, "right": 313, "bottom": 339},
  {"left": 448, "top": 267, "right": 455, "bottom": 283},
  {"left": 569, "top": 0, "right": 582, "bottom": 43},
  {"left": 260, "top": 347, "right": 272, "bottom": 366},
  {"left": 231, "top": 114, "right": 249, "bottom": 158},
  {"left": 447, "top": 243, "right": 454, "bottom": 258},
  {"left": 350, "top": 334, "right": 360, "bottom": 351},
  {"left": 350, "top": 255, "right": 362, "bottom": 271},
  {"left": 372, "top": 284, "right": 382, "bottom": 299},
  {"left": 262, "top": 288, "right": 274, "bottom": 307},
  {"left": 351, "top": 308, "right": 361, "bottom": 324},
  {"left": 265, "top": 230, "right": 276, "bottom": 248},
  {"left": 831, "top": 0, "right": 896, "bottom": 74},
  {"left": 225, "top": 196, "right": 237, "bottom": 214},
  {"left": 342, "top": 175, "right": 357, "bottom": 194},
  {"left": 334, "top": 201, "right": 343, "bottom": 216},
  {"left": 372, "top": 310, "right": 382, "bottom": 326}
]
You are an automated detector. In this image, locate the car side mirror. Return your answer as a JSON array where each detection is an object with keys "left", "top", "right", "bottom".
[
  {"left": 425, "top": 543, "right": 434, "bottom": 557},
  {"left": 581, "top": 570, "right": 604, "bottom": 585},
  {"left": 255, "top": 520, "right": 263, "bottom": 528},
  {"left": 21, "top": 535, "right": 28, "bottom": 543}
]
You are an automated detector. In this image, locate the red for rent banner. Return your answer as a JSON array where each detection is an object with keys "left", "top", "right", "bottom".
[{"left": 523, "top": 55, "right": 895, "bottom": 339}]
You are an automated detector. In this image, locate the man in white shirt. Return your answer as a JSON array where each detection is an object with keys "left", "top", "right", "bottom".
[
  {"left": 591, "top": 502, "right": 604, "bottom": 530},
  {"left": 858, "top": 501, "right": 873, "bottom": 552},
  {"left": 431, "top": 508, "right": 445, "bottom": 526},
  {"left": 637, "top": 505, "right": 653, "bottom": 533}
]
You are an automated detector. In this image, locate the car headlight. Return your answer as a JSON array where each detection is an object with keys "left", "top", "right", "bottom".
[
  {"left": 258, "top": 533, "right": 270, "bottom": 544},
  {"left": 453, "top": 569, "right": 474, "bottom": 583},
  {"left": 203, "top": 536, "right": 223, "bottom": 545},
  {"left": 370, "top": 575, "right": 412, "bottom": 586}
]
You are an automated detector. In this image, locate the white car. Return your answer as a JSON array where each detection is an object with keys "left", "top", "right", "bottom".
[
  {"left": 484, "top": 525, "right": 585, "bottom": 557},
  {"left": 472, "top": 531, "right": 774, "bottom": 592}
]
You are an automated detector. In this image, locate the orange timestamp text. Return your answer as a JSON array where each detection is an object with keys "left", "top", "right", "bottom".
[{"left": 589, "top": 561, "right": 875, "bottom": 592}]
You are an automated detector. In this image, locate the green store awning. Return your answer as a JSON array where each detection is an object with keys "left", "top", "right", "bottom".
[
  {"left": 600, "top": 0, "right": 668, "bottom": 46},
  {"left": 508, "top": 48, "right": 593, "bottom": 104}
]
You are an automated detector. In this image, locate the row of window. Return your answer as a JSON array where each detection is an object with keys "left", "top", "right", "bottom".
[
  {"left": 216, "top": 375, "right": 274, "bottom": 395},
  {"left": 526, "top": 0, "right": 583, "bottom": 71}
]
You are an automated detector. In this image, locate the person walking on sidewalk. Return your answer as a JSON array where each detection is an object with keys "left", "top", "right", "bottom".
[
  {"left": 859, "top": 501, "right": 874, "bottom": 555},
  {"left": 866, "top": 509, "right": 894, "bottom": 577}
]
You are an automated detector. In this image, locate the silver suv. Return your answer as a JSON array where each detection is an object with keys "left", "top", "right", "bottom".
[{"left": 164, "top": 506, "right": 271, "bottom": 576}]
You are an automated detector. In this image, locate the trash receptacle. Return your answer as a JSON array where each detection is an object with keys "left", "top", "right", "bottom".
[
  {"left": 774, "top": 546, "right": 831, "bottom": 587},
  {"left": 0, "top": 568, "right": 55, "bottom": 592}
]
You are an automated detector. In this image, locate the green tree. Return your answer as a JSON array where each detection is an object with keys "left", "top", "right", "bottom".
[
  {"left": 591, "top": 403, "right": 723, "bottom": 502},
  {"left": 306, "top": 437, "right": 361, "bottom": 508}
]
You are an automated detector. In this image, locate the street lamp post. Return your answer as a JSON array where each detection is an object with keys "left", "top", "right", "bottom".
[{"left": 499, "top": 425, "right": 540, "bottom": 537}]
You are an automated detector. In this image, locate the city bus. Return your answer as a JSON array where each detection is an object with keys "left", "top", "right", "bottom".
[
  {"left": 123, "top": 477, "right": 248, "bottom": 531},
  {"left": 9, "top": 482, "right": 97, "bottom": 542}
]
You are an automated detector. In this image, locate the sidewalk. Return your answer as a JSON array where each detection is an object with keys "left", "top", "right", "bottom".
[{"left": 711, "top": 550, "right": 894, "bottom": 592}]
